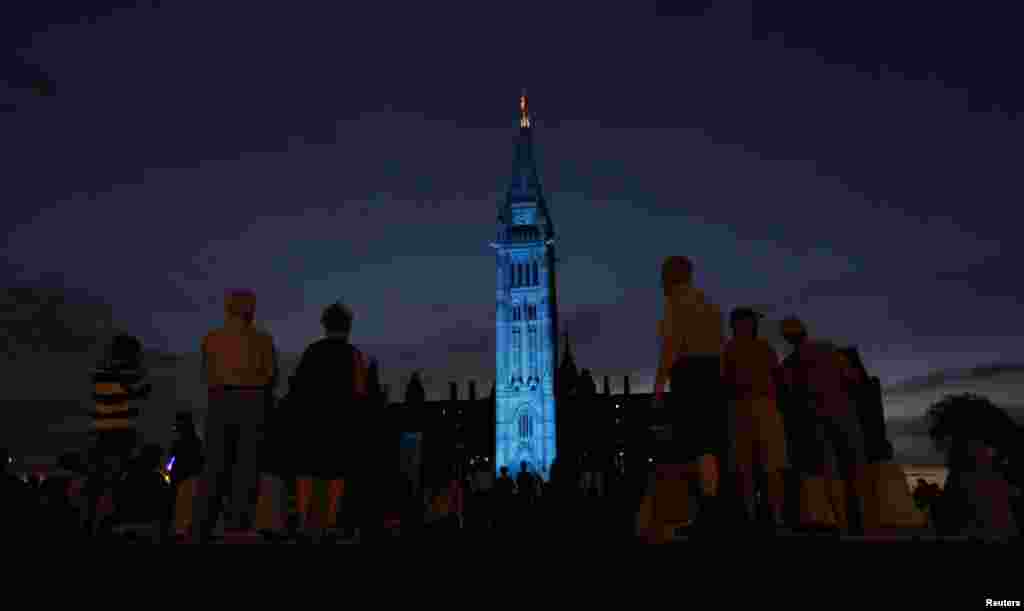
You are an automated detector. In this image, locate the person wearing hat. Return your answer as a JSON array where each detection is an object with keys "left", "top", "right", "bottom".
[
  {"left": 723, "top": 307, "right": 787, "bottom": 530},
  {"left": 193, "top": 289, "right": 278, "bottom": 542},
  {"left": 85, "top": 333, "right": 152, "bottom": 535},
  {"left": 652, "top": 256, "right": 726, "bottom": 534},
  {"left": 778, "top": 316, "right": 870, "bottom": 534}
]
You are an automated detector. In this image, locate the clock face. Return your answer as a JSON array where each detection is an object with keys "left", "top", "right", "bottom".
[{"left": 514, "top": 209, "right": 535, "bottom": 225}]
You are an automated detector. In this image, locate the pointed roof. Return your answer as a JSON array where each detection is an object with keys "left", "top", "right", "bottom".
[
  {"left": 508, "top": 91, "right": 542, "bottom": 204},
  {"left": 559, "top": 326, "right": 577, "bottom": 374},
  {"left": 501, "top": 90, "right": 553, "bottom": 231},
  {"left": 405, "top": 371, "right": 426, "bottom": 405}
]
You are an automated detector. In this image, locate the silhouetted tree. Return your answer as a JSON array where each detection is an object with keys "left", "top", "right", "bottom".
[
  {"left": 405, "top": 371, "right": 426, "bottom": 406},
  {"left": 927, "top": 393, "right": 1019, "bottom": 471},
  {"left": 578, "top": 369, "right": 597, "bottom": 397}
]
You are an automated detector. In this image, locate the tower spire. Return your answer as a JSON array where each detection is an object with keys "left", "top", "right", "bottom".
[{"left": 520, "top": 88, "right": 530, "bottom": 129}]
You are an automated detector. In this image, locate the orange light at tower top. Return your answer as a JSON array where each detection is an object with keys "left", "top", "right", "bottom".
[{"left": 520, "top": 89, "right": 530, "bottom": 128}]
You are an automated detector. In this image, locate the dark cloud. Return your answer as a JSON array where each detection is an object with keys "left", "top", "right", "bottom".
[
  {"left": 654, "top": 0, "right": 714, "bottom": 18},
  {"left": 2, "top": 1, "right": 1023, "bottom": 424},
  {"left": 885, "top": 363, "right": 1024, "bottom": 394}
]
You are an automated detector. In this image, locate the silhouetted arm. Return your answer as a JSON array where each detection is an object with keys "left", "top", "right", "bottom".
[{"left": 269, "top": 343, "right": 280, "bottom": 390}]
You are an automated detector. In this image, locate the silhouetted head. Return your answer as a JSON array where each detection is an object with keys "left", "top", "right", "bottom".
[
  {"left": 661, "top": 256, "right": 694, "bottom": 296},
  {"left": 104, "top": 334, "right": 143, "bottom": 369},
  {"left": 730, "top": 307, "right": 763, "bottom": 340},
  {"left": 500, "top": 466, "right": 509, "bottom": 476},
  {"left": 321, "top": 301, "right": 354, "bottom": 337},
  {"left": 225, "top": 289, "right": 257, "bottom": 325},
  {"left": 520, "top": 461, "right": 528, "bottom": 473},
  {"left": 779, "top": 316, "right": 808, "bottom": 347}
]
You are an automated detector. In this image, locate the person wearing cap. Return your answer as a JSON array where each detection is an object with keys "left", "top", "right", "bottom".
[
  {"left": 723, "top": 307, "right": 787, "bottom": 530},
  {"left": 653, "top": 256, "right": 726, "bottom": 533},
  {"left": 778, "top": 316, "right": 870, "bottom": 534},
  {"left": 193, "top": 289, "right": 278, "bottom": 541}
]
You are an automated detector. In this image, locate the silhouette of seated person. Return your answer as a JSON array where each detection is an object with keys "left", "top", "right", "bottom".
[
  {"left": 37, "top": 475, "right": 82, "bottom": 542},
  {"left": 118, "top": 443, "right": 170, "bottom": 526},
  {"left": 1, "top": 448, "right": 32, "bottom": 538}
]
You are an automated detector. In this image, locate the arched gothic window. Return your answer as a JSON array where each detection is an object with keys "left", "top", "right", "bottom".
[
  {"left": 519, "top": 412, "right": 532, "bottom": 440},
  {"left": 528, "top": 327, "right": 537, "bottom": 376}
]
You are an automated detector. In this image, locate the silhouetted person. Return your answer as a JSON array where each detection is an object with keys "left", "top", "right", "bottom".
[
  {"left": 723, "top": 307, "right": 787, "bottom": 530},
  {"left": 165, "top": 412, "right": 204, "bottom": 539},
  {"left": 85, "top": 333, "right": 151, "bottom": 535},
  {"left": 653, "top": 256, "right": 726, "bottom": 533},
  {"left": 470, "top": 461, "right": 495, "bottom": 530},
  {"left": 941, "top": 440, "right": 1018, "bottom": 540},
  {"left": 194, "top": 289, "right": 278, "bottom": 542},
  {"left": 57, "top": 451, "right": 88, "bottom": 530},
  {"left": 778, "top": 317, "right": 869, "bottom": 534},
  {"left": 516, "top": 461, "right": 537, "bottom": 510},
  {"left": 493, "top": 466, "right": 516, "bottom": 531},
  {"left": 37, "top": 474, "right": 80, "bottom": 542},
  {"left": 118, "top": 443, "right": 169, "bottom": 535},
  {"left": 286, "top": 301, "right": 370, "bottom": 542},
  {"left": 1, "top": 448, "right": 31, "bottom": 541}
]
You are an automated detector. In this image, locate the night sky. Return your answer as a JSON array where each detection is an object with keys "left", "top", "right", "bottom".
[{"left": 3, "top": 2, "right": 1023, "bottom": 440}]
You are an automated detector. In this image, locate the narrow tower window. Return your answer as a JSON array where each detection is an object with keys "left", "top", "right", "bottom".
[
  {"left": 532, "top": 261, "right": 538, "bottom": 286},
  {"left": 519, "top": 413, "right": 532, "bottom": 440}
]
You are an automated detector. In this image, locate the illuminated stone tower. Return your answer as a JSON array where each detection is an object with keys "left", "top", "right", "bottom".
[{"left": 491, "top": 90, "right": 559, "bottom": 479}]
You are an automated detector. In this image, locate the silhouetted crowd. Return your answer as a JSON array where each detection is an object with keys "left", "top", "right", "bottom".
[{"left": 1, "top": 259, "right": 1020, "bottom": 543}]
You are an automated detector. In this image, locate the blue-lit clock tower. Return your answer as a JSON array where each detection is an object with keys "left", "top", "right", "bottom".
[{"left": 491, "top": 91, "right": 559, "bottom": 480}]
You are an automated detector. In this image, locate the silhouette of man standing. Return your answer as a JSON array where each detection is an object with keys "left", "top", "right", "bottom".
[
  {"left": 517, "top": 461, "right": 536, "bottom": 506},
  {"left": 193, "top": 290, "right": 278, "bottom": 541},
  {"left": 723, "top": 307, "right": 787, "bottom": 529}
]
